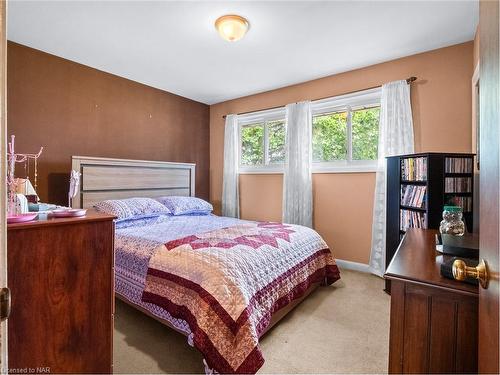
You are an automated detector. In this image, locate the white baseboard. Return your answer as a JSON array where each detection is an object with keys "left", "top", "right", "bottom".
[{"left": 335, "top": 259, "right": 370, "bottom": 273}]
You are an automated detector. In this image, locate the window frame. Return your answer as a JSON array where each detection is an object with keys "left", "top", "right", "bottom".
[
  {"left": 238, "top": 107, "right": 286, "bottom": 173},
  {"left": 237, "top": 87, "right": 382, "bottom": 174},
  {"left": 311, "top": 87, "right": 381, "bottom": 173}
]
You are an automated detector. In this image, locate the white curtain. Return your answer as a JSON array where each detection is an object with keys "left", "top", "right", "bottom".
[
  {"left": 369, "top": 80, "right": 414, "bottom": 276},
  {"left": 222, "top": 114, "right": 240, "bottom": 218},
  {"left": 283, "top": 101, "right": 313, "bottom": 227}
]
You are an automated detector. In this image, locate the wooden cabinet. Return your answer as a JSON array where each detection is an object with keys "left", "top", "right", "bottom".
[
  {"left": 7, "top": 211, "right": 115, "bottom": 373},
  {"left": 385, "top": 229, "right": 478, "bottom": 374}
]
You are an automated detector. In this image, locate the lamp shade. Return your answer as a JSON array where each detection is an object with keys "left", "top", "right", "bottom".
[
  {"left": 15, "top": 178, "right": 38, "bottom": 198},
  {"left": 215, "top": 15, "right": 249, "bottom": 42}
]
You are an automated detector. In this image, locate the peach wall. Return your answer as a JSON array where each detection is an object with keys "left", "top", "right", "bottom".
[
  {"left": 240, "top": 174, "right": 283, "bottom": 221},
  {"left": 473, "top": 27, "right": 480, "bottom": 68},
  {"left": 210, "top": 42, "right": 474, "bottom": 264}
]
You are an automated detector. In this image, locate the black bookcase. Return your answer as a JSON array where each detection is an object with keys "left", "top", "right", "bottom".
[{"left": 385, "top": 152, "right": 475, "bottom": 292}]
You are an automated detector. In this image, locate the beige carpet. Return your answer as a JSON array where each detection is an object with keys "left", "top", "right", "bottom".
[{"left": 113, "top": 269, "right": 390, "bottom": 374}]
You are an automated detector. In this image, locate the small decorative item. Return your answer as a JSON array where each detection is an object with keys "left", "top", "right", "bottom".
[
  {"left": 7, "top": 212, "right": 38, "bottom": 224},
  {"left": 7, "top": 135, "right": 43, "bottom": 217},
  {"left": 68, "top": 170, "right": 81, "bottom": 208},
  {"left": 51, "top": 208, "right": 87, "bottom": 218},
  {"left": 439, "top": 205, "right": 465, "bottom": 236},
  {"left": 42, "top": 169, "right": 86, "bottom": 218}
]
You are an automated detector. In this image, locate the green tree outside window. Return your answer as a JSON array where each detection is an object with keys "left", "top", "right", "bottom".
[{"left": 240, "top": 106, "right": 379, "bottom": 167}]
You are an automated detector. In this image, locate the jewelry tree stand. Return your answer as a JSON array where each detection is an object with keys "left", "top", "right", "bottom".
[{"left": 7, "top": 135, "right": 43, "bottom": 216}]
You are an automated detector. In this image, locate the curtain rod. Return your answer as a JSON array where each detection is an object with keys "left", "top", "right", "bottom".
[{"left": 222, "top": 76, "right": 417, "bottom": 119}]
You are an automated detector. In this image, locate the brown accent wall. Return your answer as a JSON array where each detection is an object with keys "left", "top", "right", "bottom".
[
  {"left": 7, "top": 42, "right": 210, "bottom": 204},
  {"left": 210, "top": 42, "right": 474, "bottom": 264}
]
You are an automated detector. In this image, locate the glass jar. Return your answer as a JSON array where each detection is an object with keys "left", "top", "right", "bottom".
[{"left": 439, "top": 205, "right": 465, "bottom": 236}]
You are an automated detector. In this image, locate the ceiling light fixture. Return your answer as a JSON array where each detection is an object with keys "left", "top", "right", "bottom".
[{"left": 215, "top": 14, "right": 249, "bottom": 42}]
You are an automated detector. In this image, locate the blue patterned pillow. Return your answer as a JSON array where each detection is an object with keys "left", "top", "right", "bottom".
[
  {"left": 156, "top": 196, "right": 213, "bottom": 216},
  {"left": 94, "top": 197, "right": 171, "bottom": 220}
]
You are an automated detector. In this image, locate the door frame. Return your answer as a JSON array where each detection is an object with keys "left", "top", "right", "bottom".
[
  {"left": 472, "top": 62, "right": 480, "bottom": 234},
  {"left": 472, "top": 62, "right": 480, "bottom": 169}
]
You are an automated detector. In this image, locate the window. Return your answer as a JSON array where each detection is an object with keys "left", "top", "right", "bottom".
[
  {"left": 240, "top": 124, "right": 264, "bottom": 166},
  {"left": 312, "top": 106, "right": 380, "bottom": 163},
  {"left": 238, "top": 88, "right": 381, "bottom": 173},
  {"left": 312, "top": 111, "right": 348, "bottom": 161},
  {"left": 267, "top": 120, "right": 286, "bottom": 164},
  {"left": 311, "top": 88, "right": 381, "bottom": 171},
  {"left": 351, "top": 107, "right": 380, "bottom": 160},
  {"left": 238, "top": 109, "right": 286, "bottom": 172}
]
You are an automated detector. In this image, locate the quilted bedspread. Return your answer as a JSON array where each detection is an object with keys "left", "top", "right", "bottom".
[{"left": 141, "top": 221, "right": 340, "bottom": 374}]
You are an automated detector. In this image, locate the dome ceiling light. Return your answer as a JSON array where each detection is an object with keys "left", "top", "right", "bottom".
[{"left": 215, "top": 14, "right": 249, "bottom": 42}]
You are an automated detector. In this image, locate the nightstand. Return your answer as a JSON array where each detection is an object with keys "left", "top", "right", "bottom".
[{"left": 385, "top": 229, "right": 478, "bottom": 374}]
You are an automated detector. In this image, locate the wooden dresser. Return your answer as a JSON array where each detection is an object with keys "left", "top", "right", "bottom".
[
  {"left": 385, "top": 229, "right": 478, "bottom": 374},
  {"left": 7, "top": 210, "right": 115, "bottom": 373}
]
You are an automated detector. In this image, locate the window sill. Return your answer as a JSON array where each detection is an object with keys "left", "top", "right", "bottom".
[
  {"left": 238, "top": 166, "right": 283, "bottom": 174},
  {"left": 312, "top": 165, "right": 378, "bottom": 174},
  {"left": 238, "top": 165, "right": 378, "bottom": 175}
]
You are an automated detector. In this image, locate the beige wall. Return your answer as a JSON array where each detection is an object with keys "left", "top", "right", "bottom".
[{"left": 210, "top": 42, "right": 474, "bottom": 264}]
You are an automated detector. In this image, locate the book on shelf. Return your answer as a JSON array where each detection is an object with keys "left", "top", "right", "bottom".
[
  {"left": 400, "top": 185, "right": 427, "bottom": 208},
  {"left": 401, "top": 157, "right": 427, "bottom": 181},
  {"left": 445, "top": 195, "right": 473, "bottom": 212},
  {"left": 445, "top": 157, "right": 473, "bottom": 174},
  {"left": 445, "top": 177, "right": 472, "bottom": 193},
  {"left": 400, "top": 209, "right": 427, "bottom": 231}
]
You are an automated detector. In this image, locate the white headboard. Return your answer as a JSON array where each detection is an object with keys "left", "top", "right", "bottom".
[{"left": 71, "top": 156, "right": 196, "bottom": 208}]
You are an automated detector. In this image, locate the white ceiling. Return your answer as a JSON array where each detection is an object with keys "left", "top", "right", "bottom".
[{"left": 8, "top": 1, "right": 478, "bottom": 105}]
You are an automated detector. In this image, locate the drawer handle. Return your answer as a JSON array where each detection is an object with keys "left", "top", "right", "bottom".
[{"left": 452, "top": 259, "right": 489, "bottom": 289}]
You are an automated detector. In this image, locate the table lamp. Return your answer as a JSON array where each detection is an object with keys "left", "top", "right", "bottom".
[{"left": 15, "top": 178, "right": 39, "bottom": 204}]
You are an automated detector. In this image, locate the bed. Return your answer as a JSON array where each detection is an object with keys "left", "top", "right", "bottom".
[{"left": 72, "top": 156, "right": 340, "bottom": 374}]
